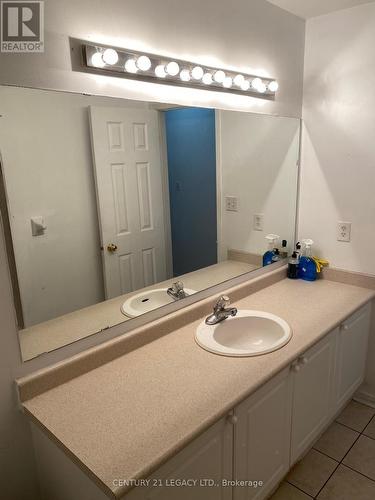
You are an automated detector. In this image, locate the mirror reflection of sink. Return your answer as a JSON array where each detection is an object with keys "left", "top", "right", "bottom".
[
  {"left": 195, "top": 310, "right": 292, "bottom": 357},
  {"left": 121, "top": 288, "right": 197, "bottom": 318}
]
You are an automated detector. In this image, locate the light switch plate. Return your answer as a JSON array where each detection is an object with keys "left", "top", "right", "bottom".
[
  {"left": 337, "top": 221, "right": 351, "bottom": 242},
  {"left": 253, "top": 213, "right": 264, "bottom": 231},
  {"left": 31, "top": 216, "right": 47, "bottom": 237},
  {"left": 225, "top": 196, "right": 239, "bottom": 212}
]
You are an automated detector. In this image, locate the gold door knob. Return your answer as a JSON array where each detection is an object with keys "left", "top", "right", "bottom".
[{"left": 107, "top": 243, "right": 118, "bottom": 253}]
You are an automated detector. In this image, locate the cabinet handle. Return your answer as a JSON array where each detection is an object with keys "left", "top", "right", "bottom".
[
  {"left": 227, "top": 413, "right": 238, "bottom": 425},
  {"left": 299, "top": 356, "right": 308, "bottom": 365},
  {"left": 291, "top": 361, "right": 301, "bottom": 372}
]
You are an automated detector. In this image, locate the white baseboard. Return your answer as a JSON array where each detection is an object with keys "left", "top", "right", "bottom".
[{"left": 354, "top": 389, "right": 375, "bottom": 409}]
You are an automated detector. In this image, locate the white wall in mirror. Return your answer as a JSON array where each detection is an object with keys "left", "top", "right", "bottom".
[
  {"left": 0, "top": 87, "right": 149, "bottom": 326},
  {"left": 218, "top": 111, "right": 300, "bottom": 259}
]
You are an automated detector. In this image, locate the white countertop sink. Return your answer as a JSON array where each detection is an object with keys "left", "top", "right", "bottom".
[
  {"left": 121, "top": 287, "right": 196, "bottom": 318},
  {"left": 195, "top": 310, "right": 292, "bottom": 357}
]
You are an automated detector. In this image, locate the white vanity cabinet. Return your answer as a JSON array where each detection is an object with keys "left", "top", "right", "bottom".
[
  {"left": 127, "top": 416, "right": 233, "bottom": 500},
  {"left": 335, "top": 304, "right": 371, "bottom": 409},
  {"left": 290, "top": 303, "right": 371, "bottom": 464},
  {"left": 233, "top": 368, "right": 293, "bottom": 500},
  {"left": 290, "top": 330, "right": 337, "bottom": 464},
  {"left": 30, "top": 303, "right": 372, "bottom": 500}
]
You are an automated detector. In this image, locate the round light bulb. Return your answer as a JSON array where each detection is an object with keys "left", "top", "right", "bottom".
[
  {"left": 251, "top": 77, "right": 262, "bottom": 90},
  {"left": 166, "top": 61, "right": 180, "bottom": 76},
  {"left": 241, "top": 80, "right": 250, "bottom": 91},
  {"left": 257, "top": 82, "right": 267, "bottom": 93},
  {"left": 202, "top": 73, "right": 213, "bottom": 85},
  {"left": 233, "top": 74, "right": 245, "bottom": 87},
  {"left": 223, "top": 76, "right": 233, "bottom": 88},
  {"left": 124, "top": 58, "right": 138, "bottom": 73},
  {"left": 268, "top": 80, "right": 279, "bottom": 92},
  {"left": 91, "top": 52, "right": 105, "bottom": 68},
  {"left": 136, "top": 55, "right": 151, "bottom": 71},
  {"left": 191, "top": 66, "right": 204, "bottom": 80},
  {"left": 180, "top": 69, "right": 191, "bottom": 82},
  {"left": 214, "top": 70, "right": 226, "bottom": 83},
  {"left": 155, "top": 64, "right": 166, "bottom": 78},
  {"left": 102, "top": 48, "right": 119, "bottom": 65}
]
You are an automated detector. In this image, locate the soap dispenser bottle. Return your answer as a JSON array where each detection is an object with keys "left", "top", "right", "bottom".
[
  {"left": 299, "top": 239, "right": 317, "bottom": 281},
  {"left": 263, "top": 234, "right": 280, "bottom": 266},
  {"left": 280, "top": 240, "right": 288, "bottom": 258},
  {"left": 287, "top": 251, "right": 299, "bottom": 279}
]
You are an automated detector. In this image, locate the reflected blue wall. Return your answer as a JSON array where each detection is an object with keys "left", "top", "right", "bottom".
[{"left": 165, "top": 108, "right": 217, "bottom": 277}]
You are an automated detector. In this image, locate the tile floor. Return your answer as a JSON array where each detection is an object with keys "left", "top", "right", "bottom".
[{"left": 270, "top": 400, "right": 375, "bottom": 499}]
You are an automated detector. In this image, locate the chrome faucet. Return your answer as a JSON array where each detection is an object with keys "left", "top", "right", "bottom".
[
  {"left": 205, "top": 295, "right": 238, "bottom": 325},
  {"left": 167, "top": 281, "right": 187, "bottom": 301}
]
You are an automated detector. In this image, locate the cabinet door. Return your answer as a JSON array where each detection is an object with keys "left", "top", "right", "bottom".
[
  {"left": 291, "top": 331, "right": 336, "bottom": 464},
  {"left": 126, "top": 416, "right": 233, "bottom": 500},
  {"left": 336, "top": 304, "right": 371, "bottom": 410},
  {"left": 233, "top": 368, "right": 293, "bottom": 500}
]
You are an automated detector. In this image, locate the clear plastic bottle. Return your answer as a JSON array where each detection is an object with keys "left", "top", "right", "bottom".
[
  {"left": 263, "top": 234, "right": 280, "bottom": 266},
  {"left": 280, "top": 240, "right": 288, "bottom": 258},
  {"left": 299, "top": 239, "right": 317, "bottom": 281}
]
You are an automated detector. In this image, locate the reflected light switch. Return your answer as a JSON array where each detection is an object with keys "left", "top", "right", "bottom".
[
  {"left": 31, "top": 216, "right": 47, "bottom": 236},
  {"left": 225, "top": 196, "right": 239, "bottom": 212}
]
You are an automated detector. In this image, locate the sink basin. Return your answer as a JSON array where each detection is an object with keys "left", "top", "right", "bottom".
[
  {"left": 121, "top": 287, "right": 196, "bottom": 318},
  {"left": 195, "top": 310, "right": 292, "bottom": 357}
]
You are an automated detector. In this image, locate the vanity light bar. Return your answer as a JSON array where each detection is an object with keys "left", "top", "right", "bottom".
[{"left": 82, "top": 43, "right": 279, "bottom": 98}]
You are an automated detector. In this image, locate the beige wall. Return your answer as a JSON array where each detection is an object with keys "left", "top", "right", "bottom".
[
  {"left": 299, "top": 3, "right": 375, "bottom": 272},
  {"left": 299, "top": 3, "right": 375, "bottom": 399},
  {"left": 0, "top": 214, "right": 39, "bottom": 499},
  {"left": 0, "top": 0, "right": 305, "bottom": 117}
]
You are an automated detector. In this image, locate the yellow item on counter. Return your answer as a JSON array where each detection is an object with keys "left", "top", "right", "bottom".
[{"left": 312, "top": 257, "right": 329, "bottom": 273}]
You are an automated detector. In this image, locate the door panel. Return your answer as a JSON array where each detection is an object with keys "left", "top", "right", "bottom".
[{"left": 89, "top": 106, "right": 168, "bottom": 298}]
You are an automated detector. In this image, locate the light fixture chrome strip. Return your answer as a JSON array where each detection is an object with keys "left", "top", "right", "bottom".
[{"left": 82, "top": 43, "right": 279, "bottom": 98}]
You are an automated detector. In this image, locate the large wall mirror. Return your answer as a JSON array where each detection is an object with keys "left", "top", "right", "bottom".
[{"left": 0, "top": 85, "right": 300, "bottom": 361}]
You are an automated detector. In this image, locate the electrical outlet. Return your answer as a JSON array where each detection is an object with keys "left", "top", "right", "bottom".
[
  {"left": 337, "top": 221, "right": 351, "bottom": 242},
  {"left": 253, "top": 213, "right": 264, "bottom": 231},
  {"left": 225, "top": 196, "right": 239, "bottom": 212}
]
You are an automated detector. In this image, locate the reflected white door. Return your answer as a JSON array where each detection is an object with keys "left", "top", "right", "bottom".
[{"left": 89, "top": 106, "right": 168, "bottom": 299}]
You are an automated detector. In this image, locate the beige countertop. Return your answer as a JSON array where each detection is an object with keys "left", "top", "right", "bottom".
[
  {"left": 19, "top": 259, "right": 256, "bottom": 361},
  {"left": 22, "top": 278, "right": 375, "bottom": 499}
]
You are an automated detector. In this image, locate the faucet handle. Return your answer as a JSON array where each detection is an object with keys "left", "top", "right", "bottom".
[
  {"left": 172, "top": 281, "right": 184, "bottom": 292},
  {"left": 214, "top": 295, "right": 231, "bottom": 311}
]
